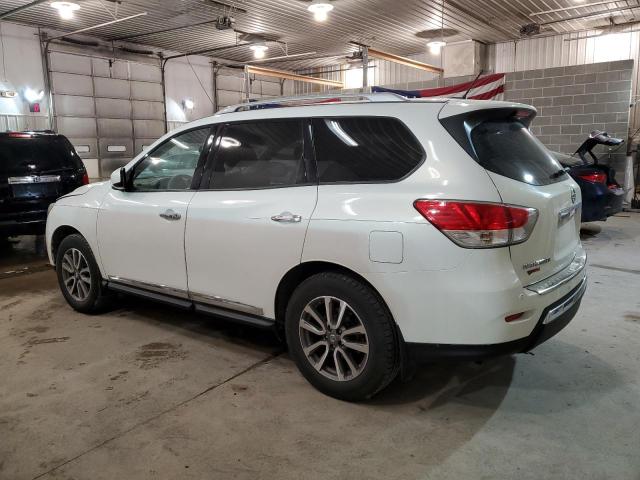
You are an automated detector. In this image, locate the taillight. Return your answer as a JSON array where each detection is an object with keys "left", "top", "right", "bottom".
[
  {"left": 578, "top": 172, "right": 606, "bottom": 184},
  {"left": 414, "top": 200, "right": 538, "bottom": 248},
  {"left": 81, "top": 172, "right": 89, "bottom": 185}
]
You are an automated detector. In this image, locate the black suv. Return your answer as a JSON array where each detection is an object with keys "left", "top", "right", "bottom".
[{"left": 0, "top": 131, "right": 87, "bottom": 237}]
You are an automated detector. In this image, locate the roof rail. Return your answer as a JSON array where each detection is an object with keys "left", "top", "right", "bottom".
[{"left": 217, "top": 92, "right": 408, "bottom": 114}]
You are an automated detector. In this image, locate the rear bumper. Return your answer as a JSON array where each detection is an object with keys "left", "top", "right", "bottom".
[
  {"left": 406, "top": 276, "right": 587, "bottom": 362},
  {"left": 581, "top": 185, "right": 624, "bottom": 222}
]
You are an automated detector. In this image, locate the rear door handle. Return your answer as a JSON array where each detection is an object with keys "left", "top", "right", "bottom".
[
  {"left": 271, "top": 211, "right": 302, "bottom": 223},
  {"left": 159, "top": 209, "right": 181, "bottom": 221}
]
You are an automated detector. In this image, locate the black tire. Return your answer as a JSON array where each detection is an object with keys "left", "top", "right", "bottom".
[
  {"left": 285, "top": 272, "right": 399, "bottom": 401},
  {"left": 55, "top": 234, "right": 110, "bottom": 314}
]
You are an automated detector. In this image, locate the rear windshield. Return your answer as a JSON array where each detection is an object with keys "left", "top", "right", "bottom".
[
  {"left": 470, "top": 120, "right": 567, "bottom": 186},
  {"left": 0, "top": 136, "right": 83, "bottom": 175}
]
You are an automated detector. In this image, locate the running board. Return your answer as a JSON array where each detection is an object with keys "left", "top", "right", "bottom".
[{"left": 105, "top": 280, "right": 275, "bottom": 329}]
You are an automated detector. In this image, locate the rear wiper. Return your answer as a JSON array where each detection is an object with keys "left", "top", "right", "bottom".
[{"left": 550, "top": 169, "right": 566, "bottom": 179}]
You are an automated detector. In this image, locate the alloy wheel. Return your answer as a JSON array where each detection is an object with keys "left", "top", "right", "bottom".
[
  {"left": 61, "top": 248, "right": 91, "bottom": 302},
  {"left": 298, "top": 296, "right": 369, "bottom": 381}
]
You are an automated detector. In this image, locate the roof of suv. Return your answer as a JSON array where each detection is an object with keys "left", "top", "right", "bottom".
[{"left": 203, "top": 94, "right": 534, "bottom": 125}]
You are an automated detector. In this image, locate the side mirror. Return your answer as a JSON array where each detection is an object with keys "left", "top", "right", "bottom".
[{"left": 111, "top": 167, "right": 131, "bottom": 191}]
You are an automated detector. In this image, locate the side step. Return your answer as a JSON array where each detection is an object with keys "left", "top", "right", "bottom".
[{"left": 106, "top": 281, "right": 275, "bottom": 330}]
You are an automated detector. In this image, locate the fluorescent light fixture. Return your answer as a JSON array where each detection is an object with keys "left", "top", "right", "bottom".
[
  {"left": 24, "top": 88, "right": 45, "bottom": 103},
  {"left": 182, "top": 98, "right": 195, "bottom": 110},
  {"left": 220, "top": 136, "right": 241, "bottom": 148},
  {"left": 250, "top": 43, "right": 269, "bottom": 59},
  {"left": 51, "top": 2, "right": 80, "bottom": 20},
  {"left": 326, "top": 120, "right": 358, "bottom": 147},
  {"left": 427, "top": 40, "right": 446, "bottom": 54},
  {"left": 170, "top": 138, "right": 189, "bottom": 150},
  {"left": 307, "top": 1, "right": 334, "bottom": 22}
]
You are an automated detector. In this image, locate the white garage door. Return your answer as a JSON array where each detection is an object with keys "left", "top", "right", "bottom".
[{"left": 48, "top": 51, "right": 165, "bottom": 178}]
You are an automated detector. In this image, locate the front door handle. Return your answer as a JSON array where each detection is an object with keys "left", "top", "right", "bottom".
[
  {"left": 159, "top": 209, "right": 181, "bottom": 221},
  {"left": 271, "top": 211, "right": 302, "bottom": 223}
]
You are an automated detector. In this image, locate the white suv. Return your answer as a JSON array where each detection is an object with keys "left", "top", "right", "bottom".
[{"left": 46, "top": 93, "right": 587, "bottom": 400}]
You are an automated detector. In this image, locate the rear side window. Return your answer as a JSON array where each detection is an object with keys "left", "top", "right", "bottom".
[
  {"left": 470, "top": 121, "right": 567, "bottom": 186},
  {"left": 312, "top": 117, "right": 424, "bottom": 183},
  {"left": 208, "top": 120, "right": 306, "bottom": 189},
  {"left": 0, "top": 135, "right": 83, "bottom": 175}
]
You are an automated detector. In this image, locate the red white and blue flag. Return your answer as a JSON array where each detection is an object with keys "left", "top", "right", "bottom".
[{"left": 372, "top": 73, "right": 506, "bottom": 100}]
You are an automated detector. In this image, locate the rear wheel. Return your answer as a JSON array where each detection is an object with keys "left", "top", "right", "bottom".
[
  {"left": 55, "top": 234, "right": 110, "bottom": 313},
  {"left": 285, "top": 272, "right": 398, "bottom": 401}
]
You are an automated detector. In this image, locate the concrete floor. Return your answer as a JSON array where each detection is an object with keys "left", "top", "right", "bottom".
[{"left": 1, "top": 214, "right": 639, "bottom": 480}]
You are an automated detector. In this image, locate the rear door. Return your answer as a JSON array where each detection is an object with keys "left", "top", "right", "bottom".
[
  {"left": 440, "top": 107, "right": 581, "bottom": 285},
  {"left": 185, "top": 119, "right": 317, "bottom": 319}
]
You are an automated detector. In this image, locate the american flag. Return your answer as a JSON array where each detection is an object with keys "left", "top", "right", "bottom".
[{"left": 372, "top": 73, "right": 506, "bottom": 100}]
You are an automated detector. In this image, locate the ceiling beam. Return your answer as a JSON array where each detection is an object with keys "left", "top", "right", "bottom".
[
  {"left": 0, "top": 0, "right": 49, "bottom": 20},
  {"left": 46, "top": 12, "right": 148, "bottom": 41},
  {"left": 366, "top": 48, "right": 443, "bottom": 74},
  {"left": 539, "top": 5, "right": 640, "bottom": 26},
  {"left": 246, "top": 65, "right": 344, "bottom": 87}
]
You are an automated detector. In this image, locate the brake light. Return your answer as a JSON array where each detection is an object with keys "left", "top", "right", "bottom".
[
  {"left": 81, "top": 172, "right": 89, "bottom": 185},
  {"left": 578, "top": 172, "right": 606, "bottom": 184},
  {"left": 8, "top": 132, "right": 31, "bottom": 138},
  {"left": 414, "top": 200, "right": 538, "bottom": 248}
]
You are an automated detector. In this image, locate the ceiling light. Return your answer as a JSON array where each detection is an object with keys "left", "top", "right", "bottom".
[
  {"left": 427, "top": 40, "right": 446, "bottom": 54},
  {"left": 51, "top": 2, "right": 80, "bottom": 20},
  {"left": 250, "top": 43, "right": 269, "bottom": 59},
  {"left": 24, "top": 88, "right": 45, "bottom": 103},
  {"left": 307, "top": 1, "right": 334, "bottom": 22},
  {"left": 182, "top": 98, "right": 195, "bottom": 110}
]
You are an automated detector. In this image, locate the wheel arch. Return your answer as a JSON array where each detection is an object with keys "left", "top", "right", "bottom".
[
  {"left": 274, "top": 261, "right": 396, "bottom": 330},
  {"left": 50, "top": 225, "right": 83, "bottom": 264}
]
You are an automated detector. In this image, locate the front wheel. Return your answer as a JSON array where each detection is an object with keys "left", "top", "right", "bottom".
[
  {"left": 285, "top": 272, "right": 399, "bottom": 401},
  {"left": 55, "top": 234, "right": 110, "bottom": 313}
]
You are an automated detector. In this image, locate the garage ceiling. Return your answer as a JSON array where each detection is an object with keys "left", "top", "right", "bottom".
[{"left": 2, "top": 0, "right": 640, "bottom": 68}]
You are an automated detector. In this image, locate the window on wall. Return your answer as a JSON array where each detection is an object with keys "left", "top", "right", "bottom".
[
  {"left": 311, "top": 117, "right": 424, "bottom": 183},
  {"left": 208, "top": 120, "right": 307, "bottom": 189},
  {"left": 344, "top": 67, "right": 364, "bottom": 89}
]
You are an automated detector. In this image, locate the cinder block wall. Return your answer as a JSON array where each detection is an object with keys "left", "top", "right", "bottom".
[
  {"left": 504, "top": 59, "right": 632, "bottom": 173},
  {"left": 380, "top": 59, "right": 633, "bottom": 179}
]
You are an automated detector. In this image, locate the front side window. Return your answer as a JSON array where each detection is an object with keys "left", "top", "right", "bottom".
[
  {"left": 312, "top": 117, "right": 424, "bottom": 183},
  {"left": 132, "top": 127, "right": 211, "bottom": 191},
  {"left": 208, "top": 120, "right": 306, "bottom": 189}
]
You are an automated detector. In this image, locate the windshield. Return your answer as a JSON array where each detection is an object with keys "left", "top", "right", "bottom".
[
  {"left": 0, "top": 136, "right": 83, "bottom": 175},
  {"left": 470, "top": 120, "right": 567, "bottom": 186}
]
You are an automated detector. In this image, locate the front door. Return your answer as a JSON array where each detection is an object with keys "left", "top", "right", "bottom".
[
  {"left": 97, "top": 127, "right": 213, "bottom": 294},
  {"left": 185, "top": 119, "right": 317, "bottom": 318}
]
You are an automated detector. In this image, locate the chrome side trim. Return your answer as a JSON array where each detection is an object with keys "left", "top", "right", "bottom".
[
  {"left": 526, "top": 250, "right": 587, "bottom": 295},
  {"left": 107, "top": 276, "right": 190, "bottom": 299},
  {"left": 107, "top": 277, "right": 265, "bottom": 317},
  {"left": 542, "top": 277, "right": 587, "bottom": 325},
  {"left": 8, "top": 175, "right": 61, "bottom": 184},
  {"left": 189, "top": 291, "right": 264, "bottom": 316}
]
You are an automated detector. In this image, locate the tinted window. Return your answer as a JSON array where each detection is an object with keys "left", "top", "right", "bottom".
[
  {"left": 132, "top": 128, "right": 211, "bottom": 191},
  {"left": 312, "top": 117, "right": 424, "bottom": 183},
  {"left": 0, "top": 135, "right": 83, "bottom": 175},
  {"left": 470, "top": 121, "right": 567, "bottom": 185},
  {"left": 208, "top": 120, "right": 306, "bottom": 189}
]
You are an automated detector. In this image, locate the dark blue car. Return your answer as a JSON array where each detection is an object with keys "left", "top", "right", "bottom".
[{"left": 553, "top": 131, "right": 625, "bottom": 222}]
